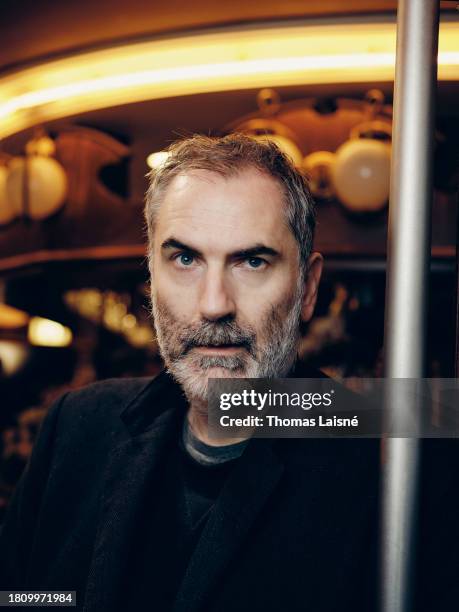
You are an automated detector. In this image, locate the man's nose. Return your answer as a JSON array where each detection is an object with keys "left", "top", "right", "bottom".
[{"left": 198, "top": 267, "right": 236, "bottom": 321}]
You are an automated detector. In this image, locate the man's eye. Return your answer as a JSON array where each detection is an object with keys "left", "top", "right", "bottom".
[
  {"left": 175, "top": 253, "right": 195, "bottom": 266},
  {"left": 246, "top": 257, "right": 266, "bottom": 269}
]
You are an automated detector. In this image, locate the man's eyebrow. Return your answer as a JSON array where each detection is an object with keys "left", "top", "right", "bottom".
[
  {"left": 230, "top": 244, "right": 280, "bottom": 259},
  {"left": 161, "top": 238, "right": 202, "bottom": 257},
  {"left": 160, "top": 238, "right": 280, "bottom": 259}
]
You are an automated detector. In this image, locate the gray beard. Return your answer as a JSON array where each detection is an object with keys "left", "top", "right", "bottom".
[{"left": 151, "top": 281, "right": 303, "bottom": 404}]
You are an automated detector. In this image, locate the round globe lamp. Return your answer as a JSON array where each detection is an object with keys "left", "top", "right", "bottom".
[
  {"left": 331, "top": 138, "right": 391, "bottom": 212},
  {"left": 6, "top": 156, "right": 68, "bottom": 220},
  {"left": 253, "top": 133, "right": 303, "bottom": 167}
]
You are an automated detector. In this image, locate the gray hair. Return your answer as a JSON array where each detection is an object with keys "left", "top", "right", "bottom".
[{"left": 144, "top": 133, "right": 316, "bottom": 275}]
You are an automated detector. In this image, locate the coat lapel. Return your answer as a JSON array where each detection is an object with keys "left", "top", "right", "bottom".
[
  {"left": 173, "top": 438, "right": 284, "bottom": 612},
  {"left": 83, "top": 372, "right": 187, "bottom": 612}
]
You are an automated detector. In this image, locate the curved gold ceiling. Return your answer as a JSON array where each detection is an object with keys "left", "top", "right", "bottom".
[{"left": 1, "top": 20, "right": 458, "bottom": 139}]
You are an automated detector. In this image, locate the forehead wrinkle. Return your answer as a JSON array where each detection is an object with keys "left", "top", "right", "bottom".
[
  {"left": 155, "top": 166, "right": 297, "bottom": 257},
  {"left": 158, "top": 211, "right": 245, "bottom": 248},
  {"left": 163, "top": 167, "right": 285, "bottom": 209}
]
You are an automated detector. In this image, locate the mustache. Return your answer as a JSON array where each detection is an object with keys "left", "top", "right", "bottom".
[{"left": 180, "top": 320, "right": 256, "bottom": 357}]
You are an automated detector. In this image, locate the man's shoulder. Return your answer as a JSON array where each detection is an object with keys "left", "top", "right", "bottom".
[
  {"left": 62, "top": 376, "right": 154, "bottom": 412},
  {"left": 52, "top": 374, "right": 163, "bottom": 440}
]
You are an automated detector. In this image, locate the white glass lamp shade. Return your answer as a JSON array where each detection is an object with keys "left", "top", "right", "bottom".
[
  {"left": 332, "top": 139, "right": 391, "bottom": 212},
  {"left": 0, "top": 165, "right": 17, "bottom": 225},
  {"left": 6, "top": 156, "right": 68, "bottom": 220},
  {"left": 253, "top": 133, "right": 303, "bottom": 167}
]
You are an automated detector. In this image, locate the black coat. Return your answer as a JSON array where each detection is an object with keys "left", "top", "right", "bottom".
[{"left": 0, "top": 368, "right": 458, "bottom": 611}]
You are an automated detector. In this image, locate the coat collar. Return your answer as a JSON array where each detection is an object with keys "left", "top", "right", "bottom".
[
  {"left": 119, "top": 369, "right": 188, "bottom": 437},
  {"left": 119, "top": 359, "right": 324, "bottom": 438},
  {"left": 83, "top": 383, "right": 183, "bottom": 612}
]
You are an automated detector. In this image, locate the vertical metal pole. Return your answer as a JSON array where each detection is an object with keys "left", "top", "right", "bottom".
[
  {"left": 382, "top": 1, "right": 439, "bottom": 612},
  {"left": 455, "top": 195, "right": 459, "bottom": 377}
]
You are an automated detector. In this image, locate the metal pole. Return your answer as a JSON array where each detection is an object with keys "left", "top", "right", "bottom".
[{"left": 382, "top": 1, "right": 439, "bottom": 612}]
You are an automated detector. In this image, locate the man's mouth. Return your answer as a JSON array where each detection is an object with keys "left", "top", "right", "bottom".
[{"left": 191, "top": 343, "right": 246, "bottom": 354}]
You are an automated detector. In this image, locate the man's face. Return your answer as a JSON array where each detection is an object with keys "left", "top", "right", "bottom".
[{"left": 150, "top": 167, "right": 321, "bottom": 403}]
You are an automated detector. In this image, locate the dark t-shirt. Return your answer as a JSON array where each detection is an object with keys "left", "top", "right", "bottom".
[{"left": 120, "top": 417, "right": 247, "bottom": 610}]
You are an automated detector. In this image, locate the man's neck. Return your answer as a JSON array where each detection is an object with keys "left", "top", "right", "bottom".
[
  {"left": 184, "top": 360, "right": 306, "bottom": 445},
  {"left": 187, "top": 400, "right": 250, "bottom": 447}
]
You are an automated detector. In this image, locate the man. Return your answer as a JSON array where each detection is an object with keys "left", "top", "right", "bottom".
[
  {"left": 0, "top": 135, "right": 455, "bottom": 611},
  {"left": 146, "top": 134, "right": 322, "bottom": 444}
]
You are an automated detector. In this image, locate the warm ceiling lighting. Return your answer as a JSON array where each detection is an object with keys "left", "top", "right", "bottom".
[
  {"left": 146, "top": 151, "right": 170, "bottom": 169},
  {"left": 28, "top": 316, "right": 73, "bottom": 347},
  {"left": 0, "top": 303, "right": 30, "bottom": 329},
  {"left": 0, "top": 341, "right": 29, "bottom": 375},
  {"left": 0, "top": 19, "right": 458, "bottom": 138}
]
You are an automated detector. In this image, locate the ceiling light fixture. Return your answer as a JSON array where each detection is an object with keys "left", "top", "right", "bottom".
[
  {"left": 0, "top": 19, "right": 458, "bottom": 139},
  {"left": 27, "top": 317, "right": 73, "bottom": 347},
  {"left": 146, "top": 151, "right": 170, "bottom": 170}
]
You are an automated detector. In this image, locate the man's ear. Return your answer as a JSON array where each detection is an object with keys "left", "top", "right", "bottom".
[{"left": 301, "top": 252, "right": 324, "bottom": 323}]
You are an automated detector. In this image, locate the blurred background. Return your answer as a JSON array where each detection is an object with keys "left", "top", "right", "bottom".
[{"left": 0, "top": 0, "right": 458, "bottom": 517}]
